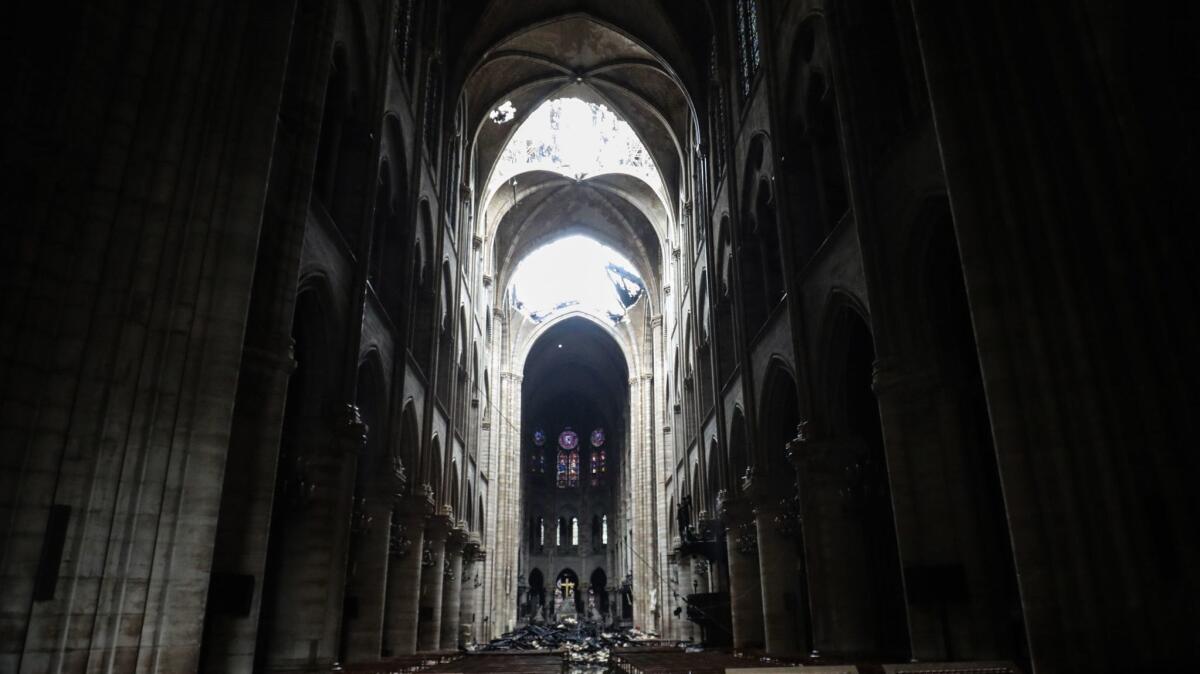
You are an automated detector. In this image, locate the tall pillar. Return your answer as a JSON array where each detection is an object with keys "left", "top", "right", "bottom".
[
  {"left": 902, "top": 5, "right": 1196, "bottom": 670},
  {"left": 382, "top": 486, "right": 434, "bottom": 655},
  {"left": 674, "top": 550, "right": 695, "bottom": 641},
  {"left": 745, "top": 471, "right": 806, "bottom": 658},
  {"left": 343, "top": 495, "right": 396, "bottom": 660},
  {"left": 459, "top": 539, "right": 483, "bottom": 646},
  {"left": 665, "top": 553, "right": 680, "bottom": 640},
  {"left": 789, "top": 430, "right": 902, "bottom": 657},
  {"left": 719, "top": 492, "right": 765, "bottom": 650},
  {"left": 417, "top": 511, "right": 452, "bottom": 651},
  {"left": 440, "top": 524, "right": 468, "bottom": 650},
  {"left": 200, "top": 341, "right": 296, "bottom": 674}
]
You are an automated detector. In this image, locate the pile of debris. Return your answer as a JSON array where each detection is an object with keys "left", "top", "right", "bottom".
[{"left": 474, "top": 618, "right": 666, "bottom": 664}]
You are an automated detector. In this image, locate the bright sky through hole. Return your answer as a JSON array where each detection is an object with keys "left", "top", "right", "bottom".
[
  {"left": 489, "top": 97, "right": 661, "bottom": 197},
  {"left": 508, "top": 235, "right": 645, "bottom": 323}
]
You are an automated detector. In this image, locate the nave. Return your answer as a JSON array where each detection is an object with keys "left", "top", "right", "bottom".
[{"left": 1, "top": 1, "right": 1195, "bottom": 674}]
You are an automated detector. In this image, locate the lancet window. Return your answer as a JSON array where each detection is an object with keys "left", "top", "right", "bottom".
[
  {"left": 590, "top": 427, "right": 607, "bottom": 486},
  {"left": 736, "top": 0, "right": 762, "bottom": 100},
  {"left": 556, "top": 428, "right": 580, "bottom": 488}
]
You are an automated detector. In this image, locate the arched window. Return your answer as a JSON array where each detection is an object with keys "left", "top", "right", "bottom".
[
  {"left": 602, "top": 515, "right": 608, "bottom": 545},
  {"left": 590, "top": 428, "right": 607, "bottom": 486},
  {"left": 708, "top": 35, "right": 728, "bottom": 183},
  {"left": 393, "top": 0, "right": 417, "bottom": 81},
  {"left": 539, "top": 517, "right": 545, "bottom": 546},
  {"left": 736, "top": 0, "right": 762, "bottom": 100},
  {"left": 571, "top": 517, "right": 579, "bottom": 546},
  {"left": 556, "top": 518, "right": 563, "bottom": 546},
  {"left": 556, "top": 428, "right": 580, "bottom": 488}
]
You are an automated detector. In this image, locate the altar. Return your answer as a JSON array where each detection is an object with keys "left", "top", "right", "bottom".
[{"left": 554, "top": 576, "right": 579, "bottom": 619}]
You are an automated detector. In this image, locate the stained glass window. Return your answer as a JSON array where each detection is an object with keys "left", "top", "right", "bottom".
[
  {"left": 559, "top": 429, "right": 579, "bottom": 450},
  {"left": 393, "top": 0, "right": 416, "bottom": 78},
  {"left": 530, "top": 448, "right": 545, "bottom": 473},
  {"left": 708, "top": 35, "right": 728, "bottom": 181},
  {"left": 590, "top": 449, "right": 607, "bottom": 486},
  {"left": 571, "top": 517, "right": 579, "bottom": 545},
  {"left": 557, "top": 428, "right": 580, "bottom": 488},
  {"left": 736, "top": 0, "right": 762, "bottom": 101},
  {"left": 602, "top": 515, "right": 608, "bottom": 545}
]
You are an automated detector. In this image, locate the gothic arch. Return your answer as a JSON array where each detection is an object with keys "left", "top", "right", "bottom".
[
  {"left": 727, "top": 407, "right": 750, "bottom": 495},
  {"left": 397, "top": 400, "right": 421, "bottom": 491},
  {"left": 814, "top": 298, "right": 910, "bottom": 659},
  {"left": 428, "top": 436, "right": 444, "bottom": 503},
  {"left": 253, "top": 281, "right": 342, "bottom": 670},
  {"left": 705, "top": 436, "right": 722, "bottom": 511},
  {"left": 756, "top": 358, "right": 800, "bottom": 487}
]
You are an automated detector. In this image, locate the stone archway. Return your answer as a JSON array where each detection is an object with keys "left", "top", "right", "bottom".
[{"left": 589, "top": 567, "right": 609, "bottom": 616}]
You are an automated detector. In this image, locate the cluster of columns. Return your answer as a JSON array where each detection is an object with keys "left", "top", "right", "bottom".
[
  {"left": 339, "top": 486, "right": 490, "bottom": 662},
  {"left": 663, "top": 468, "right": 813, "bottom": 658}
]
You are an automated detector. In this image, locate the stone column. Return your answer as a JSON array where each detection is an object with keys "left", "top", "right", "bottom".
[
  {"left": 439, "top": 524, "right": 468, "bottom": 650},
  {"left": 720, "top": 492, "right": 765, "bottom": 650},
  {"left": 382, "top": 486, "right": 434, "bottom": 655},
  {"left": 745, "top": 472, "right": 806, "bottom": 658},
  {"left": 417, "top": 511, "right": 452, "bottom": 651},
  {"left": 489, "top": 371, "right": 523, "bottom": 635},
  {"left": 675, "top": 550, "right": 695, "bottom": 641},
  {"left": 201, "top": 339, "right": 296, "bottom": 674},
  {"left": 665, "top": 553, "right": 681, "bottom": 640},
  {"left": 459, "top": 539, "right": 483, "bottom": 647},
  {"left": 343, "top": 495, "right": 396, "bottom": 660},
  {"left": 790, "top": 433, "right": 889, "bottom": 657}
]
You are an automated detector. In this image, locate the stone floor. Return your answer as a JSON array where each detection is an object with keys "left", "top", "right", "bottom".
[{"left": 422, "top": 653, "right": 562, "bottom": 672}]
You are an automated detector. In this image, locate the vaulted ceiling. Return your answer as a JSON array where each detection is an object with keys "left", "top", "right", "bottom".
[{"left": 447, "top": 1, "right": 714, "bottom": 294}]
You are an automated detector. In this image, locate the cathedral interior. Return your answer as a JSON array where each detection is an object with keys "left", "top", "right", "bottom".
[{"left": 1, "top": 1, "right": 1196, "bottom": 673}]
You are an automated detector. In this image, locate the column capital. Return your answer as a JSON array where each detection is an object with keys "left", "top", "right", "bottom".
[
  {"left": 425, "top": 513, "right": 454, "bottom": 542},
  {"left": 241, "top": 336, "right": 297, "bottom": 376},
  {"left": 446, "top": 525, "right": 469, "bottom": 553},
  {"left": 740, "top": 466, "right": 776, "bottom": 508},
  {"left": 409, "top": 482, "right": 436, "bottom": 508},
  {"left": 791, "top": 438, "right": 862, "bottom": 482},
  {"left": 463, "top": 534, "right": 481, "bottom": 560},
  {"left": 331, "top": 402, "right": 368, "bottom": 454},
  {"left": 361, "top": 453, "right": 408, "bottom": 500},
  {"left": 871, "top": 357, "right": 939, "bottom": 398},
  {"left": 471, "top": 546, "right": 488, "bottom": 563},
  {"left": 716, "top": 490, "right": 755, "bottom": 528}
]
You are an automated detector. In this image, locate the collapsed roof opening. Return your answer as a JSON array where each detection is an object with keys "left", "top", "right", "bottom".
[
  {"left": 508, "top": 235, "right": 646, "bottom": 324},
  {"left": 488, "top": 97, "right": 663, "bottom": 200}
]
